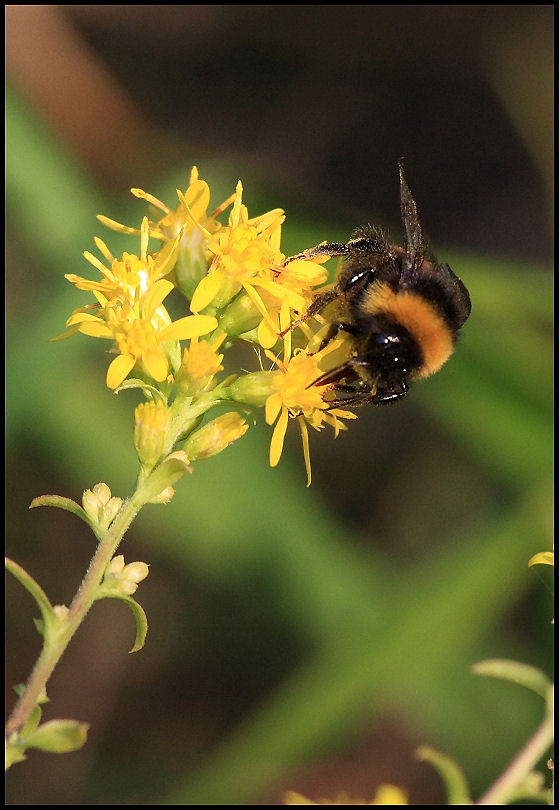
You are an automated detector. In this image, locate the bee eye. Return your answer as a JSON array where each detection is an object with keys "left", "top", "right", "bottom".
[{"left": 369, "top": 331, "right": 415, "bottom": 375}]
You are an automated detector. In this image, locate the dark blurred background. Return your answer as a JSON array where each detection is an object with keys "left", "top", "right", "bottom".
[{"left": 6, "top": 5, "right": 553, "bottom": 806}]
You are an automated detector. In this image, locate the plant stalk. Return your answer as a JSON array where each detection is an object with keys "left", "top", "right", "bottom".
[{"left": 5, "top": 489, "right": 144, "bottom": 738}]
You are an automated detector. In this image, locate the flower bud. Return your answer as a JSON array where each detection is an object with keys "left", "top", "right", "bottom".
[
  {"left": 174, "top": 231, "right": 212, "bottom": 301},
  {"left": 134, "top": 401, "right": 170, "bottom": 470},
  {"left": 82, "top": 482, "right": 111, "bottom": 516},
  {"left": 184, "top": 412, "right": 248, "bottom": 461},
  {"left": 103, "top": 555, "right": 149, "bottom": 596},
  {"left": 218, "top": 290, "right": 262, "bottom": 337},
  {"left": 53, "top": 605, "right": 69, "bottom": 622},
  {"left": 99, "top": 496, "right": 124, "bottom": 530},
  {"left": 229, "top": 371, "right": 276, "bottom": 407},
  {"left": 82, "top": 483, "right": 123, "bottom": 531}
]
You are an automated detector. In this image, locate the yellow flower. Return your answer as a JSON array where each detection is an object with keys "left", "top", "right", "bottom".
[
  {"left": 97, "top": 167, "right": 242, "bottom": 303},
  {"left": 177, "top": 335, "right": 226, "bottom": 395},
  {"left": 66, "top": 217, "right": 181, "bottom": 306},
  {"left": 189, "top": 180, "right": 329, "bottom": 351},
  {"left": 190, "top": 180, "right": 285, "bottom": 313},
  {"left": 284, "top": 785, "right": 408, "bottom": 805},
  {"left": 97, "top": 166, "right": 233, "bottom": 244},
  {"left": 254, "top": 254, "right": 330, "bottom": 349},
  {"left": 264, "top": 305, "right": 356, "bottom": 485},
  {"left": 67, "top": 278, "right": 218, "bottom": 389}
]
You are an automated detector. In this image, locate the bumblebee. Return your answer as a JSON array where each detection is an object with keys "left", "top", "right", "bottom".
[{"left": 287, "top": 163, "right": 471, "bottom": 406}]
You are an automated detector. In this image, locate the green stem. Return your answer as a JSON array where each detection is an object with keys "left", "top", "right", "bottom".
[
  {"left": 165, "top": 387, "right": 228, "bottom": 453},
  {"left": 476, "top": 708, "right": 554, "bottom": 804},
  {"left": 5, "top": 483, "right": 149, "bottom": 738},
  {"left": 6, "top": 389, "right": 236, "bottom": 741}
]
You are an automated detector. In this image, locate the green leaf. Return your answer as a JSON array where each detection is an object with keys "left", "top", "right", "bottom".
[
  {"left": 416, "top": 746, "right": 473, "bottom": 805},
  {"left": 96, "top": 593, "right": 148, "bottom": 653},
  {"left": 5, "top": 557, "right": 54, "bottom": 633},
  {"left": 471, "top": 659, "right": 552, "bottom": 700},
  {"left": 26, "top": 719, "right": 89, "bottom": 754},
  {"left": 136, "top": 451, "right": 192, "bottom": 504},
  {"left": 29, "top": 494, "right": 100, "bottom": 537},
  {"left": 5, "top": 738, "right": 27, "bottom": 770},
  {"left": 21, "top": 703, "right": 43, "bottom": 736}
]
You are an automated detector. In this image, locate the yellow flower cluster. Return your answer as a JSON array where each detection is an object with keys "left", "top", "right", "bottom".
[{"left": 58, "top": 167, "right": 358, "bottom": 484}]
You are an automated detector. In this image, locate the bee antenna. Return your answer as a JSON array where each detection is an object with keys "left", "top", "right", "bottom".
[{"left": 398, "top": 162, "right": 423, "bottom": 284}]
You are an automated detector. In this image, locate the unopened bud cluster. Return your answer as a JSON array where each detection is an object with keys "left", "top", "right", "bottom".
[
  {"left": 102, "top": 555, "right": 149, "bottom": 596},
  {"left": 82, "top": 483, "right": 123, "bottom": 531}
]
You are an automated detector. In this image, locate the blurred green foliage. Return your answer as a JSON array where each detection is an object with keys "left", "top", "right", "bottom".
[{"left": 5, "top": 81, "right": 553, "bottom": 805}]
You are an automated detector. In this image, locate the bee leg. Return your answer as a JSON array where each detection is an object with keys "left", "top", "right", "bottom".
[
  {"left": 316, "top": 319, "right": 359, "bottom": 351},
  {"left": 342, "top": 364, "right": 409, "bottom": 405},
  {"left": 369, "top": 382, "right": 409, "bottom": 405},
  {"left": 287, "top": 265, "right": 375, "bottom": 336},
  {"left": 283, "top": 242, "right": 349, "bottom": 266},
  {"left": 309, "top": 348, "right": 361, "bottom": 387},
  {"left": 328, "top": 386, "right": 408, "bottom": 408},
  {"left": 279, "top": 293, "right": 338, "bottom": 336},
  {"left": 340, "top": 267, "right": 374, "bottom": 292},
  {"left": 304, "top": 289, "right": 342, "bottom": 319},
  {"left": 323, "top": 379, "right": 375, "bottom": 408}
]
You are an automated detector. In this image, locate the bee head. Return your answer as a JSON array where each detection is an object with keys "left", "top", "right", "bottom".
[{"left": 358, "top": 319, "right": 423, "bottom": 388}]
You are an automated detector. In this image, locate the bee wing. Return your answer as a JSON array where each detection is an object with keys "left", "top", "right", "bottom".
[{"left": 398, "top": 161, "right": 423, "bottom": 286}]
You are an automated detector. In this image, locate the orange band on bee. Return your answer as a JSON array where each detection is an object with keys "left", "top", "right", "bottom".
[{"left": 363, "top": 282, "right": 454, "bottom": 377}]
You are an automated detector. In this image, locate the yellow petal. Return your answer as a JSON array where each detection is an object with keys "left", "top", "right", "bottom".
[
  {"left": 65, "top": 273, "right": 105, "bottom": 289},
  {"left": 131, "top": 187, "right": 169, "bottom": 213},
  {"left": 528, "top": 551, "right": 554, "bottom": 567},
  {"left": 265, "top": 392, "right": 283, "bottom": 425},
  {"left": 243, "top": 281, "right": 279, "bottom": 337},
  {"left": 183, "top": 179, "right": 211, "bottom": 219},
  {"left": 106, "top": 354, "right": 136, "bottom": 389},
  {"left": 154, "top": 232, "right": 181, "bottom": 277},
  {"left": 280, "top": 297, "right": 291, "bottom": 361},
  {"left": 258, "top": 317, "right": 280, "bottom": 349},
  {"left": 49, "top": 324, "right": 82, "bottom": 342},
  {"left": 96, "top": 214, "right": 139, "bottom": 235},
  {"left": 142, "top": 348, "right": 169, "bottom": 382},
  {"left": 140, "top": 217, "right": 150, "bottom": 261},
  {"left": 93, "top": 237, "right": 115, "bottom": 264},
  {"left": 262, "top": 279, "right": 306, "bottom": 312},
  {"left": 161, "top": 315, "right": 218, "bottom": 342},
  {"left": 82, "top": 250, "right": 109, "bottom": 275},
  {"left": 66, "top": 311, "right": 104, "bottom": 326},
  {"left": 78, "top": 321, "right": 114, "bottom": 339},
  {"left": 142, "top": 279, "right": 174, "bottom": 319},
  {"left": 91, "top": 290, "right": 110, "bottom": 307},
  {"left": 298, "top": 416, "right": 312, "bottom": 487},
  {"left": 269, "top": 407, "right": 289, "bottom": 467},
  {"left": 190, "top": 269, "right": 224, "bottom": 312}
]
